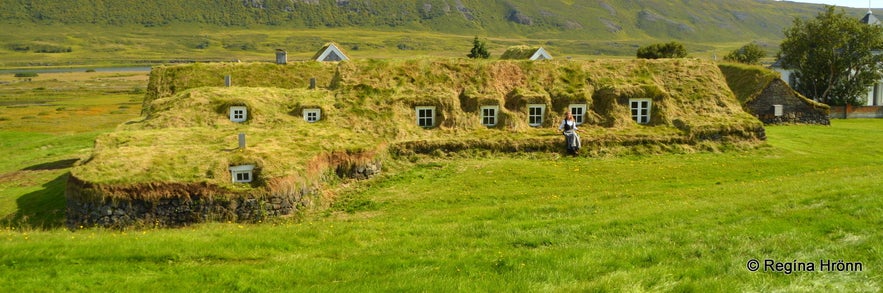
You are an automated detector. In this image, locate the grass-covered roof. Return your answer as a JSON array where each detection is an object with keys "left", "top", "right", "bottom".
[
  {"left": 499, "top": 46, "right": 542, "bottom": 60},
  {"left": 718, "top": 62, "right": 828, "bottom": 110},
  {"left": 74, "top": 58, "right": 763, "bottom": 200}
]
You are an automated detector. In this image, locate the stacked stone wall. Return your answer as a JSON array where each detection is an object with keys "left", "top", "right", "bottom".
[
  {"left": 66, "top": 161, "right": 381, "bottom": 229},
  {"left": 746, "top": 80, "right": 830, "bottom": 125}
]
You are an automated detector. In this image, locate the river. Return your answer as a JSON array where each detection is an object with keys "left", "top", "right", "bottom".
[{"left": 0, "top": 66, "right": 152, "bottom": 74}]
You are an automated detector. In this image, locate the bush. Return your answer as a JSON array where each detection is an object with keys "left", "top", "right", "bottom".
[
  {"left": 14, "top": 72, "right": 38, "bottom": 78},
  {"left": 467, "top": 36, "right": 490, "bottom": 59},
  {"left": 637, "top": 42, "right": 688, "bottom": 59},
  {"left": 724, "top": 43, "right": 766, "bottom": 65}
]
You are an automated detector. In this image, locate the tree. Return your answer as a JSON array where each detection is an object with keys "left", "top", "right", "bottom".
[
  {"left": 779, "top": 5, "right": 883, "bottom": 106},
  {"left": 636, "top": 42, "right": 687, "bottom": 59},
  {"left": 467, "top": 36, "right": 490, "bottom": 59},
  {"left": 725, "top": 43, "right": 766, "bottom": 64}
]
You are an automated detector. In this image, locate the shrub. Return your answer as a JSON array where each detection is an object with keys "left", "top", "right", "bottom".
[
  {"left": 637, "top": 42, "right": 688, "bottom": 59},
  {"left": 724, "top": 43, "right": 765, "bottom": 65},
  {"left": 14, "top": 72, "right": 38, "bottom": 78}
]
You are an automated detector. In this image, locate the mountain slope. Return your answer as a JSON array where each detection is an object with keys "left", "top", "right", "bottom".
[
  {"left": 0, "top": 0, "right": 868, "bottom": 41},
  {"left": 0, "top": 0, "right": 874, "bottom": 65}
]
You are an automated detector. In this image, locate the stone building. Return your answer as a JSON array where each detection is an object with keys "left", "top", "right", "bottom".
[
  {"left": 744, "top": 79, "right": 830, "bottom": 124},
  {"left": 720, "top": 63, "right": 830, "bottom": 125}
]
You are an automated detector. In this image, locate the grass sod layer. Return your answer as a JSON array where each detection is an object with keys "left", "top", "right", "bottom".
[
  {"left": 0, "top": 120, "right": 880, "bottom": 291},
  {"left": 71, "top": 58, "right": 762, "bottom": 204}
]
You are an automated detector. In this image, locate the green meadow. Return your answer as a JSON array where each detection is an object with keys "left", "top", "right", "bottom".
[{"left": 0, "top": 69, "right": 880, "bottom": 290}]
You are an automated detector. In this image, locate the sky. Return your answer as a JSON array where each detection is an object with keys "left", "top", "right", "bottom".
[{"left": 783, "top": 0, "right": 878, "bottom": 8}]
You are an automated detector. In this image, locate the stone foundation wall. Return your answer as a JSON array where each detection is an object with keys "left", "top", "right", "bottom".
[{"left": 66, "top": 161, "right": 381, "bottom": 230}]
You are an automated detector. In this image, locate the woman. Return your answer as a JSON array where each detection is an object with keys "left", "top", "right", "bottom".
[{"left": 558, "top": 111, "right": 581, "bottom": 154}]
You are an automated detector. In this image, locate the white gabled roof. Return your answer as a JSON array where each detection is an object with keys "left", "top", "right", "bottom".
[
  {"left": 314, "top": 43, "right": 350, "bottom": 62},
  {"left": 529, "top": 47, "right": 553, "bottom": 60}
]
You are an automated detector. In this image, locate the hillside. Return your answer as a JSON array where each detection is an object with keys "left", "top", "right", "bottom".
[
  {"left": 0, "top": 0, "right": 875, "bottom": 65},
  {"left": 66, "top": 58, "right": 764, "bottom": 228}
]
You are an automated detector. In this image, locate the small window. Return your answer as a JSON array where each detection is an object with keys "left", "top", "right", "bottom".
[
  {"left": 773, "top": 104, "right": 783, "bottom": 117},
  {"left": 303, "top": 108, "right": 321, "bottom": 123},
  {"left": 415, "top": 106, "right": 435, "bottom": 128},
  {"left": 480, "top": 105, "right": 499, "bottom": 127},
  {"left": 569, "top": 104, "right": 587, "bottom": 125},
  {"left": 629, "top": 99, "right": 651, "bottom": 124},
  {"left": 528, "top": 104, "right": 545, "bottom": 127},
  {"left": 230, "top": 106, "right": 247, "bottom": 123},
  {"left": 229, "top": 165, "right": 255, "bottom": 183}
]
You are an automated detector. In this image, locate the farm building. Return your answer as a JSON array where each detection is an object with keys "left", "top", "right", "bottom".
[
  {"left": 67, "top": 59, "right": 765, "bottom": 229},
  {"left": 500, "top": 46, "right": 552, "bottom": 60},
  {"left": 720, "top": 63, "right": 829, "bottom": 125},
  {"left": 312, "top": 42, "right": 349, "bottom": 62}
]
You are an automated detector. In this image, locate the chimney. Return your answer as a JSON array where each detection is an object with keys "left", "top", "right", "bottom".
[
  {"left": 276, "top": 49, "right": 287, "bottom": 65},
  {"left": 238, "top": 133, "right": 246, "bottom": 149}
]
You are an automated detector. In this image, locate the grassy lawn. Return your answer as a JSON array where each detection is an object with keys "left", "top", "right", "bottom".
[
  {"left": 0, "top": 119, "right": 880, "bottom": 291},
  {"left": 0, "top": 71, "right": 145, "bottom": 227}
]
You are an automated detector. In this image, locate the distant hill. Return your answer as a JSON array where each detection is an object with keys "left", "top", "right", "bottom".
[
  {"left": 2, "top": 0, "right": 863, "bottom": 40},
  {"left": 0, "top": 0, "right": 874, "bottom": 65}
]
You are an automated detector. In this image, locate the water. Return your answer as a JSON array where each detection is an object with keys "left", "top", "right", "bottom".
[{"left": 0, "top": 66, "right": 152, "bottom": 74}]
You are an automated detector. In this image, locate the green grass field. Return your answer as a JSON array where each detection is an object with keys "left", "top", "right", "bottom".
[
  {"left": 0, "top": 71, "right": 146, "bottom": 228},
  {"left": 0, "top": 102, "right": 881, "bottom": 291}
]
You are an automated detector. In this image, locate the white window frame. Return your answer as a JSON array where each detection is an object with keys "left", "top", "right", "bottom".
[
  {"left": 629, "top": 99, "right": 651, "bottom": 124},
  {"left": 480, "top": 105, "right": 499, "bottom": 127},
  {"left": 569, "top": 104, "right": 587, "bottom": 125},
  {"left": 229, "top": 165, "right": 255, "bottom": 183},
  {"left": 230, "top": 106, "right": 247, "bottom": 123},
  {"left": 303, "top": 108, "right": 321, "bottom": 123},
  {"left": 527, "top": 104, "right": 545, "bottom": 127},
  {"left": 415, "top": 106, "right": 435, "bottom": 128}
]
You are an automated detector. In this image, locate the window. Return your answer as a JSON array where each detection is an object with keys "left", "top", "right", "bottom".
[
  {"left": 773, "top": 104, "right": 783, "bottom": 117},
  {"left": 528, "top": 104, "right": 545, "bottom": 127},
  {"left": 303, "top": 108, "right": 321, "bottom": 123},
  {"left": 480, "top": 105, "right": 499, "bottom": 127},
  {"left": 629, "top": 99, "right": 651, "bottom": 124},
  {"left": 569, "top": 104, "right": 587, "bottom": 125},
  {"left": 230, "top": 106, "right": 247, "bottom": 123},
  {"left": 415, "top": 106, "right": 435, "bottom": 128},
  {"left": 229, "top": 165, "right": 255, "bottom": 183}
]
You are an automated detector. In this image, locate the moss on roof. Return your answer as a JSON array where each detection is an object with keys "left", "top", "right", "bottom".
[
  {"left": 310, "top": 42, "right": 348, "bottom": 61},
  {"left": 499, "top": 46, "right": 541, "bottom": 60},
  {"left": 74, "top": 58, "right": 763, "bottom": 200}
]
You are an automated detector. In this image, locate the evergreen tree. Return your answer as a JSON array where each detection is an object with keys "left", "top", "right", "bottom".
[{"left": 467, "top": 36, "right": 490, "bottom": 59}]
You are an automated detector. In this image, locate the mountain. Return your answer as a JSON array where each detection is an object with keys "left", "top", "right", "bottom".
[{"left": 0, "top": 0, "right": 873, "bottom": 65}]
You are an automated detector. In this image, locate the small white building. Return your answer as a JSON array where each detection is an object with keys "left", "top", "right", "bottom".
[
  {"left": 312, "top": 43, "right": 349, "bottom": 62},
  {"left": 500, "top": 46, "right": 553, "bottom": 61}
]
